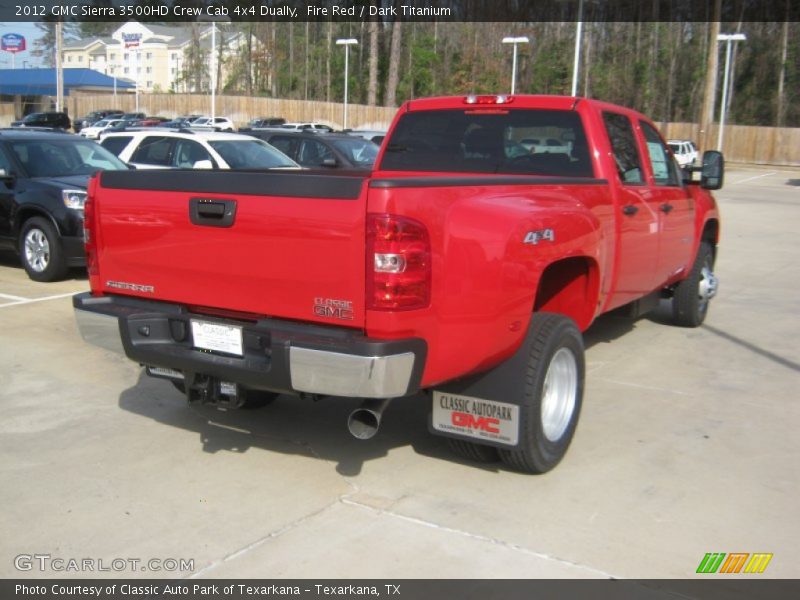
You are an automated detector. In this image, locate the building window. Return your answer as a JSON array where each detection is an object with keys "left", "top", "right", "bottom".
[
  {"left": 78, "top": 56, "right": 83, "bottom": 63},
  {"left": 170, "top": 67, "right": 176, "bottom": 75},
  {"left": 146, "top": 67, "right": 152, "bottom": 74},
  {"left": 146, "top": 52, "right": 152, "bottom": 60},
  {"left": 66, "top": 55, "right": 71, "bottom": 62},
  {"left": 147, "top": 81, "right": 153, "bottom": 88},
  {"left": 124, "top": 52, "right": 129, "bottom": 60},
  {"left": 124, "top": 67, "right": 129, "bottom": 74},
  {"left": 170, "top": 52, "right": 177, "bottom": 60}
]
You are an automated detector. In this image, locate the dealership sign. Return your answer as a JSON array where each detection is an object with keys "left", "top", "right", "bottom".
[{"left": 1, "top": 33, "right": 26, "bottom": 53}]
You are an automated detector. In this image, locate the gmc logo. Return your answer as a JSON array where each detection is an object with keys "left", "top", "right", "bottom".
[{"left": 451, "top": 411, "right": 500, "bottom": 434}]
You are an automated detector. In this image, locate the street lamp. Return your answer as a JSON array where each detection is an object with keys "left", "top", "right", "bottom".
[
  {"left": 198, "top": 17, "right": 229, "bottom": 122},
  {"left": 501, "top": 36, "right": 529, "bottom": 95},
  {"left": 716, "top": 33, "right": 746, "bottom": 151},
  {"left": 571, "top": 0, "right": 585, "bottom": 96},
  {"left": 336, "top": 38, "right": 358, "bottom": 129}
]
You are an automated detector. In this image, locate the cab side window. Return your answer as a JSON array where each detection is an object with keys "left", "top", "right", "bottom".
[
  {"left": 130, "top": 136, "right": 174, "bottom": 166},
  {"left": 602, "top": 112, "right": 643, "bottom": 184},
  {"left": 173, "top": 139, "right": 213, "bottom": 168},
  {"left": 640, "top": 121, "right": 680, "bottom": 186}
]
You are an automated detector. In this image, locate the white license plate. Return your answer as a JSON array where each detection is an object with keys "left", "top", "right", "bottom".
[
  {"left": 432, "top": 391, "right": 519, "bottom": 446},
  {"left": 190, "top": 320, "right": 243, "bottom": 356}
]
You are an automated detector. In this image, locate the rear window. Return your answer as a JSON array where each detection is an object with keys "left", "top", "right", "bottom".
[
  {"left": 380, "top": 109, "right": 593, "bottom": 177},
  {"left": 207, "top": 140, "right": 298, "bottom": 169}
]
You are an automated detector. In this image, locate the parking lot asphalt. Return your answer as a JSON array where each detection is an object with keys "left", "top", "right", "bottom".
[{"left": 1, "top": 165, "right": 798, "bottom": 580}]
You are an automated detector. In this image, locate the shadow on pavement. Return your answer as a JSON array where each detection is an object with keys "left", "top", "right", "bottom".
[
  {"left": 701, "top": 323, "right": 800, "bottom": 373},
  {"left": 0, "top": 249, "right": 88, "bottom": 281},
  {"left": 118, "top": 371, "right": 506, "bottom": 477}
]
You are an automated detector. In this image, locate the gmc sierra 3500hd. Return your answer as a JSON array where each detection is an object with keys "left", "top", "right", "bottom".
[{"left": 73, "top": 95, "right": 722, "bottom": 473}]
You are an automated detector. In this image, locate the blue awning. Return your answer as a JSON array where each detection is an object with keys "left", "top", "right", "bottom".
[{"left": 0, "top": 68, "right": 135, "bottom": 96}]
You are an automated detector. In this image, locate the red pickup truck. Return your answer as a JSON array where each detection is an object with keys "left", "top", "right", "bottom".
[{"left": 74, "top": 95, "right": 722, "bottom": 473}]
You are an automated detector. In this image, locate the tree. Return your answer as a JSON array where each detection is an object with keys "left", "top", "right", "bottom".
[{"left": 385, "top": 20, "right": 403, "bottom": 106}]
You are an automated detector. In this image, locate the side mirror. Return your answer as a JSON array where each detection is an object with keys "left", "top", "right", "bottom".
[
  {"left": 192, "top": 159, "right": 213, "bottom": 169},
  {"left": 321, "top": 158, "right": 337, "bottom": 168},
  {"left": 698, "top": 150, "right": 724, "bottom": 190}
]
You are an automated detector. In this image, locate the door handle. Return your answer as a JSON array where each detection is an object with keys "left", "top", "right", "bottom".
[
  {"left": 660, "top": 203, "right": 674, "bottom": 214},
  {"left": 622, "top": 205, "right": 638, "bottom": 216},
  {"left": 189, "top": 198, "right": 237, "bottom": 227}
]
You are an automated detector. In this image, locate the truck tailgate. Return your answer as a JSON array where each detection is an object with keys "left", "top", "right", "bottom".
[{"left": 93, "top": 170, "right": 368, "bottom": 327}]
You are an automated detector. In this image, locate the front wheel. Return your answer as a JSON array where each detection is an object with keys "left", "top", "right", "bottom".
[
  {"left": 672, "top": 242, "right": 717, "bottom": 327},
  {"left": 19, "top": 217, "right": 68, "bottom": 282},
  {"left": 499, "top": 313, "right": 585, "bottom": 474}
]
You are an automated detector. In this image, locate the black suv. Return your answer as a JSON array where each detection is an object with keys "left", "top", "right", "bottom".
[
  {"left": 245, "top": 131, "right": 379, "bottom": 169},
  {"left": 74, "top": 109, "right": 123, "bottom": 134},
  {"left": 0, "top": 129, "right": 129, "bottom": 281},
  {"left": 12, "top": 112, "right": 72, "bottom": 131}
]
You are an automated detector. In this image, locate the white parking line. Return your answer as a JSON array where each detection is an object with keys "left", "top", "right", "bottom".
[
  {"left": 733, "top": 172, "right": 777, "bottom": 185},
  {"left": 0, "top": 291, "right": 78, "bottom": 309},
  {"left": 0, "top": 292, "right": 29, "bottom": 301}
]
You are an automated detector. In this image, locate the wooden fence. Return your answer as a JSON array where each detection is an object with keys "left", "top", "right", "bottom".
[
  {"left": 0, "top": 103, "right": 16, "bottom": 127},
  {"left": 63, "top": 94, "right": 800, "bottom": 166},
  {"left": 657, "top": 122, "right": 800, "bottom": 167}
]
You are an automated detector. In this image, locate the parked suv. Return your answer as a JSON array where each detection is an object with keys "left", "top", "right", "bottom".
[
  {"left": 12, "top": 112, "right": 72, "bottom": 131},
  {"left": 73, "top": 110, "right": 123, "bottom": 133},
  {"left": 668, "top": 139, "right": 699, "bottom": 167},
  {"left": 0, "top": 129, "right": 129, "bottom": 281},
  {"left": 246, "top": 130, "right": 379, "bottom": 169},
  {"left": 100, "top": 130, "right": 299, "bottom": 170}
]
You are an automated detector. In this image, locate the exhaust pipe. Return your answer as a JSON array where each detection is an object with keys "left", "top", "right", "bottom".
[{"left": 347, "top": 398, "right": 392, "bottom": 440}]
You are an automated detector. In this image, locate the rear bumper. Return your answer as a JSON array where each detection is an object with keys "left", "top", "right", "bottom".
[{"left": 73, "top": 293, "right": 426, "bottom": 398}]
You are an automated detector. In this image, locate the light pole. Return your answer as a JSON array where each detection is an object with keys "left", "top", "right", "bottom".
[
  {"left": 501, "top": 36, "right": 529, "bottom": 95},
  {"left": 211, "top": 21, "right": 216, "bottom": 120},
  {"left": 198, "top": 17, "right": 229, "bottom": 121},
  {"left": 336, "top": 38, "right": 358, "bottom": 129},
  {"left": 571, "top": 0, "right": 585, "bottom": 96},
  {"left": 716, "top": 33, "right": 746, "bottom": 151}
]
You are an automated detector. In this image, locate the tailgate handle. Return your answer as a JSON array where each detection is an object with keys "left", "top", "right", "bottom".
[{"left": 190, "top": 198, "right": 237, "bottom": 228}]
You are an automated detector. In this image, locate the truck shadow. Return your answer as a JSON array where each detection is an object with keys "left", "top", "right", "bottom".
[{"left": 117, "top": 372, "right": 506, "bottom": 477}]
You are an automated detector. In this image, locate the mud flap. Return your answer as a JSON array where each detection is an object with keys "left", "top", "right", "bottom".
[{"left": 428, "top": 322, "right": 540, "bottom": 450}]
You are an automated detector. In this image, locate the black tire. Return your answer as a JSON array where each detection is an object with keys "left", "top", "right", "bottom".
[
  {"left": 18, "top": 217, "right": 68, "bottom": 282},
  {"left": 447, "top": 438, "right": 500, "bottom": 463},
  {"left": 498, "top": 313, "right": 585, "bottom": 474},
  {"left": 170, "top": 380, "right": 278, "bottom": 409},
  {"left": 672, "top": 242, "right": 717, "bottom": 328}
]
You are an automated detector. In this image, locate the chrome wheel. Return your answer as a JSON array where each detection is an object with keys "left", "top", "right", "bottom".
[
  {"left": 24, "top": 228, "right": 50, "bottom": 273},
  {"left": 541, "top": 347, "right": 578, "bottom": 442},
  {"left": 698, "top": 264, "right": 718, "bottom": 311}
]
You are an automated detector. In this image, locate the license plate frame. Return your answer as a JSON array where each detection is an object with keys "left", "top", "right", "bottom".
[{"left": 190, "top": 319, "right": 243, "bottom": 357}]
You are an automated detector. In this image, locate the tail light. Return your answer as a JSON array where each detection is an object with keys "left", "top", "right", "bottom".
[
  {"left": 366, "top": 214, "right": 431, "bottom": 311},
  {"left": 84, "top": 175, "right": 100, "bottom": 291}
]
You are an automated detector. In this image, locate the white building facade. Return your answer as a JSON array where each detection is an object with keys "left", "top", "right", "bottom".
[{"left": 62, "top": 21, "right": 238, "bottom": 94}]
